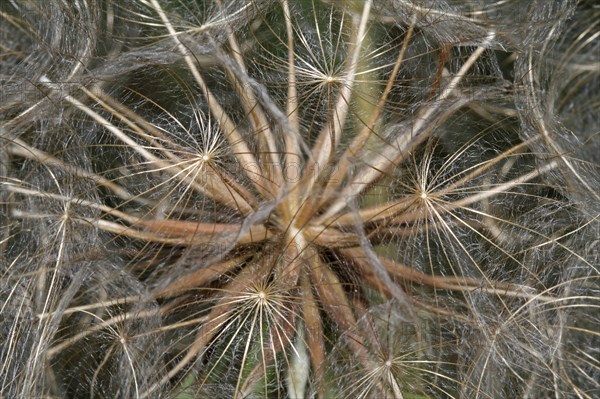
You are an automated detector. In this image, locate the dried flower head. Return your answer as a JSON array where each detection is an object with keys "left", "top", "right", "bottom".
[{"left": 1, "top": 0, "right": 598, "bottom": 398}]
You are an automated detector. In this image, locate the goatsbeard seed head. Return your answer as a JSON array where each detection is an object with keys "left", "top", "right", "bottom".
[{"left": 0, "top": 1, "right": 598, "bottom": 398}]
